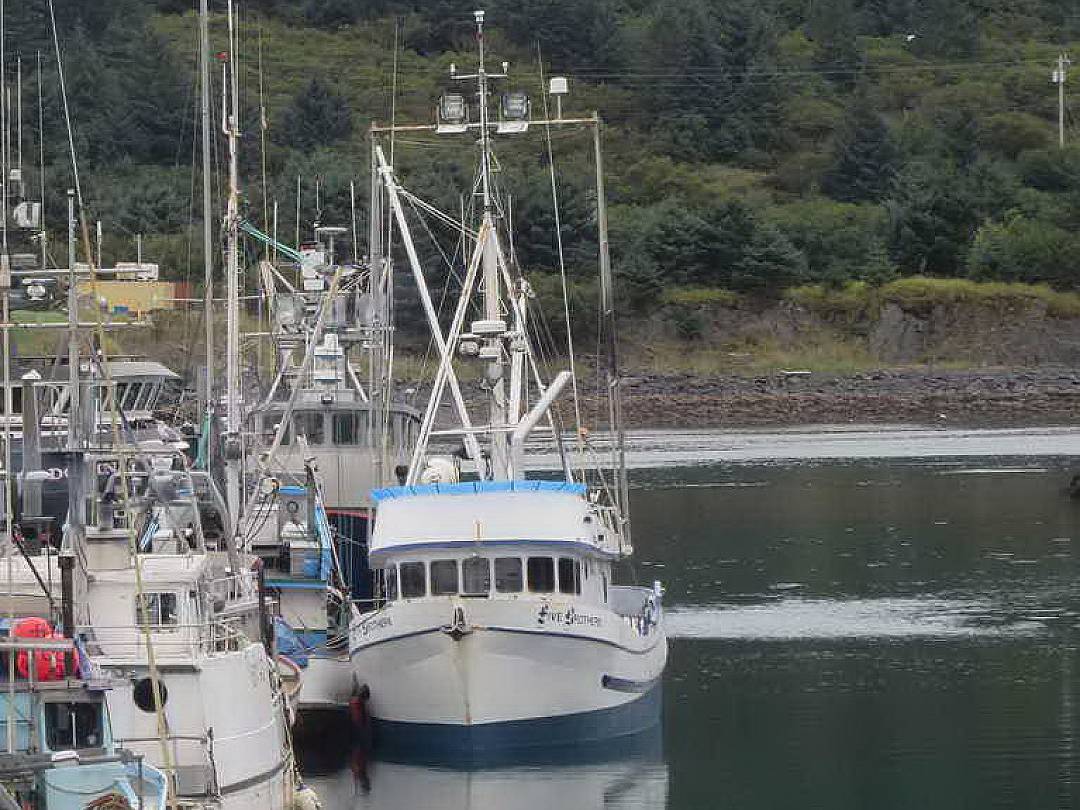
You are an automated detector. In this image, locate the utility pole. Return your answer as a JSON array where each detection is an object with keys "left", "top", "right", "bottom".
[{"left": 1054, "top": 53, "right": 1071, "bottom": 148}]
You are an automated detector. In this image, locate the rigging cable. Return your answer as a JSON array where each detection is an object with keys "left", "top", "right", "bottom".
[{"left": 537, "top": 44, "right": 584, "bottom": 481}]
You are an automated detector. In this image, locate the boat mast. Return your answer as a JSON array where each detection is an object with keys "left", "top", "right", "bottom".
[
  {"left": 223, "top": 0, "right": 242, "bottom": 535},
  {"left": 592, "top": 114, "right": 630, "bottom": 546},
  {"left": 468, "top": 10, "right": 509, "bottom": 480},
  {"left": 199, "top": 0, "right": 214, "bottom": 442}
]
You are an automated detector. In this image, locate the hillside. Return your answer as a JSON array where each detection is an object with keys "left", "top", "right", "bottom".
[{"left": 15, "top": 1, "right": 1080, "bottom": 374}]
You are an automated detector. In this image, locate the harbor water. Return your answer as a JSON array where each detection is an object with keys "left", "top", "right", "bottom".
[{"left": 304, "top": 428, "right": 1080, "bottom": 809}]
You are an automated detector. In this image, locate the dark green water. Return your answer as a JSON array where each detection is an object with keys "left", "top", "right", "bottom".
[{"left": 308, "top": 455, "right": 1080, "bottom": 809}]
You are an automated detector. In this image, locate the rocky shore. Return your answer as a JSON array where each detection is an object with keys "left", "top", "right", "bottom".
[{"left": 604, "top": 368, "right": 1080, "bottom": 428}]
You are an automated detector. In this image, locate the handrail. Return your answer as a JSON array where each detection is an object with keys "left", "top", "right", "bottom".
[{"left": 80, "top": 616, "right": 252, "bottom": 658}]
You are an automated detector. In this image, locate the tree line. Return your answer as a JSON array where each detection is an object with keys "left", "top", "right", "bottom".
[{"left": 16, "top": 0, "right": 1080, "bottom": 311}]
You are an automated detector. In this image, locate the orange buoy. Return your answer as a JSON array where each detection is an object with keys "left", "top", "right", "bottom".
[{"left": 12, "top": 618, "right": 77, "bottom": 681}]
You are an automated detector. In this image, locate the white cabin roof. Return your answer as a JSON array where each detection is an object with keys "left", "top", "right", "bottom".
[
  {"left": 107, "top": 361, "right": 181, "bottom": 380},
  {"left": 369, "top": 484, "right": 618, "bottom": 562}
]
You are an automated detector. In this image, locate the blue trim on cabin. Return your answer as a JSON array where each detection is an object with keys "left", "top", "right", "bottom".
[
  {"left": 372, "top": 682, "right": 661, "bottom": 754},
  {"left": 371, "top": 480, "right": 586, "bottom": 502},
  {"left": 265, "top": 579, "right": 327, "bottom": 590}
]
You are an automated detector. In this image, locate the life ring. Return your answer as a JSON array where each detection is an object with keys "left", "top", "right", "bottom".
[{"left": 276, "top": 655, "right": 303, "bottom": 700}]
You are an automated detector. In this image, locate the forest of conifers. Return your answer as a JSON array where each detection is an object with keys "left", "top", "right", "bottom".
[{"left": 12, "top": 1, "right": 1080, "bottom": 314}]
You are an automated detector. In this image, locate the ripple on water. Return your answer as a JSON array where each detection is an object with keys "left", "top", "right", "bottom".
[{"left": 665, "top": 597, "right": 1049, "bottom": 641}]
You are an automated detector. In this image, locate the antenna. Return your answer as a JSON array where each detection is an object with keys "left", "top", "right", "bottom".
[
  {"left": 15, "top": 56, "right": 20, "bottom": 183},
  {"left": 36, "top": 50, "right": 44, "bottom": 269}
]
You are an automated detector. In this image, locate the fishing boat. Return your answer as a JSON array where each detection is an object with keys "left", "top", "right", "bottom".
[
  {"left": 0, "top": 628, "right": 170, "bottom": 810},
  {"left": 245, "top": 469, "right": 357, "bottom": 715},
  {"left": 349, "top": 10, "right": 667, "bottom": 751},
  {"left": 54, "top": 363, "right": 302, "bottom": 810},
  {"left": 239, "top": 226, "right": 417, "bottom": 716}
]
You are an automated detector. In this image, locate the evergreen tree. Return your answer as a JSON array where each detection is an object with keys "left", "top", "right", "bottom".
[
  {"left": 274, "top": 79, "right": 353, "bottom": 151},
  {"left": 809, "top": 0, "right": 863, "bottom": 85},
  {"left": 913, "top": 0, "right": 979, "bottom": 58},
  {"left": 496, "top": 0, "right": 620, "bottom": 69},
  {"left": 822, "top": 92, "right": 898, "bottom": 203}
]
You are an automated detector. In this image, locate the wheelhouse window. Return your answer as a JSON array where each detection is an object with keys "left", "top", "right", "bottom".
[
  {"left": 462, "top": 557, "right": 491, "bottom": 596},
  {"left": 400, "top": 562, "right": 426, "bottom": 598},
  {"left": 137, "top": 592, "right": 178, "bottom": 627},
  {"left": 45, "top": 702, "right": 103, "bottom": 750},
  {"left": 495, "top": 558, "right": 523, "bottom": 593},
  {"left": 558, "top": 557, "right": 581, "bottom": 595},
  {"left": 294, "top": 412, "right": 325, "bottom": 445},
  {"left": 527, "top": 557, "right": 555, "bottom": 593},
  {"left": 431, "top": 560, "right": 459, "bottom": 595},
  {"left": 333, "top": 412, "right": 369, "bottom": 446}
]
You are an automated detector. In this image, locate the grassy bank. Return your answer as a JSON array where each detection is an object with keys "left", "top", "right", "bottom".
[
  {"left": 632, "top": 278, "right": 1080, "bottom": 374},
  {"left": 784, "top": 278, "right": 1080, "bottom": 320}
]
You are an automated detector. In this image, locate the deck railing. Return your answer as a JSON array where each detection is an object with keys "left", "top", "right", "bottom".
[{"left": 79, "top": 616, "right": 251, "bottom": 661}]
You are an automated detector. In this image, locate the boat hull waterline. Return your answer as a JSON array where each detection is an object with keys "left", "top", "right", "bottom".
[{"left": 351, "top": 600, "right": 666, "bottom": 750}]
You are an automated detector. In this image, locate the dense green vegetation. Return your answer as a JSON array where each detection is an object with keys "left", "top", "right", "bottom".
[{"left": 18, "top": 1, "right": 1080, "bottom": 331}]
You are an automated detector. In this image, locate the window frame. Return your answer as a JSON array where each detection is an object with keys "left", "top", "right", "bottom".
[
  {"left": 494, "top": 557, "right": 523, "bottom": 594},
  {"left": 558, "top": 557, "right": 581, "bottom": 595},
  {"left": 461, "top": 557, "right": 491, "bottom": 597},
  {"left": 430, "top": 559, "right": 460, "bottom": 596},
  {"left": 399, "top": 562, "right": 426, "bottom": 599},
  {"left": 294, "top": 411, "right": 325, "bottom": 446},
  {"left": 527, "top": 556, "right": 556, "bottom": 594},
  {"left": 136, "top": 592, "right": 179, "bottom": 629}
]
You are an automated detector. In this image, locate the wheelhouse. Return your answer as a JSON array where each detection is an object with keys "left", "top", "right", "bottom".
[{"left": 368, "top": 481, "right": 621, "bottom": 610}]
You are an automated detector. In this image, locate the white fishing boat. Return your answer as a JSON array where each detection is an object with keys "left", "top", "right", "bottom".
[
  {"left": 350, "top": 9, "right": 667, "bottom": 751},
  {"left": 239, "top": 228, "right": 417, "bottom": 717},
  {"left": 45, "top": 360, "right": 302, "bottom": 810}
]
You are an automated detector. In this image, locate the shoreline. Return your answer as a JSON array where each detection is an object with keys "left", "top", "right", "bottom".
[{"left": 608, "top": 368, "right": 1080, "bottom": 429}]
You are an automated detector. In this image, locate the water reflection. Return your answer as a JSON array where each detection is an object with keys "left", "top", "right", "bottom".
[
  {"left": 667, "top": 597, "right": 1049, "bottom": 640},
  {"left": 305, "top": 730, "right": 669, "bottom": 810},
  {"left": 305, "top": 449, "right": 1080, "bottom": 809}
]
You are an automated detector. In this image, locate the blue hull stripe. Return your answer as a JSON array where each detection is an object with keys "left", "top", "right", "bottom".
[{"left": 373, "top": 683, "right": 662, "bottom": 753}]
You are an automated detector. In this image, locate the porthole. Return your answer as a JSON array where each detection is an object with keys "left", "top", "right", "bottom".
[{"left": 133, "top": 678, "right": 168, "bottom": 713}]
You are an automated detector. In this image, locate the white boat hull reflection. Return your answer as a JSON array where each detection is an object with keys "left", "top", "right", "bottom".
[{"left": 307, "top": 730, "right": 669, "bottom": 810}]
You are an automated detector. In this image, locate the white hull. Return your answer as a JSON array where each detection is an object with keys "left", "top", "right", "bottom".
[
  {"left": 84, "top": 556, "right": 294, "bottom": 810},
  {"left": 351, "top": 596, "right": 665, "bottom": 747},
  {"left": 103, "top": 645, "right": 294, "bottom": 810},
  {"left": 297, "top": 652, "right": 355, "bottom": 712}
]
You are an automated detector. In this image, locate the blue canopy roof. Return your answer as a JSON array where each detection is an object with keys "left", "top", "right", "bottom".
[{"left": 371, "top": 480, "right": 586, "bottom": 502}]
